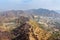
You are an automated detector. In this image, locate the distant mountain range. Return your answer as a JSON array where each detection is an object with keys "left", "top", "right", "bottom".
[
  {"left": 0, "top": 8, "right": 60, "bottom": 18},
  {"left": 55, "top": 10, "right": 60, "bottom": 13},
  {"left": 26, "top": 8, "right": 60, "bottom": 18}
]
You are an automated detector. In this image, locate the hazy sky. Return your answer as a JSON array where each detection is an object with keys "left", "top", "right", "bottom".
[{"left": 0, "top": 0, "right": 60, "bottom": 11}]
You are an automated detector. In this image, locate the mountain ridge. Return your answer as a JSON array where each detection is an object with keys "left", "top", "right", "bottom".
[{"left": 0, "top": 8, "right": 60, "bottom": 18}]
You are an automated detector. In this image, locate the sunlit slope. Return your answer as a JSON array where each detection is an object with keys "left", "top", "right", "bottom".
[{"left": 28, "top": 19, "right": 51, "bottom": 40}]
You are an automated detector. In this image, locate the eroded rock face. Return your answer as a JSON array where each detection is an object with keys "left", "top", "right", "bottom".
[
  {"left": 0, "top": 31, "right": 11, "bottom": 40},
  {"left": 0, "top": 19, "right": 51, "bottom": 40},
  {"left": 11, "top": 21, "right": 51, "bottom": 40},
  {"left": 0, "top": 23, "right": 51, "bottom": 40},
  {"left": 11, "top": 23, "right": 36, "bottom": 40},
  {"left": 28, "top": 20, "right": 51, "bottom": 40}
]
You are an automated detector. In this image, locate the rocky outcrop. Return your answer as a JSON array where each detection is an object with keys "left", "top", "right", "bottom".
[
  {"left": 11, "top": 20, "right": 51, "bottom": 40},
  {"left": 0, "top": 16, "right": 52, "bottom": 40}
]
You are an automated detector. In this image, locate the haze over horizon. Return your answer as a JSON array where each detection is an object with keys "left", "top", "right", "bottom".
[{"left": 0, "top": 0, "right": 60, "bottom": 11}]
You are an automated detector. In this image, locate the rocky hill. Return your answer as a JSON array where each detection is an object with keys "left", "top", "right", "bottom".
[
  {"left": 0, "top": 16, "right": 60, "bottom": 40},
  {"left": 10, "top": 18, "right": 52, "bottom": 40},
  {"left": 0, "top": 8, "right": 60, "bottom": 40}
]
